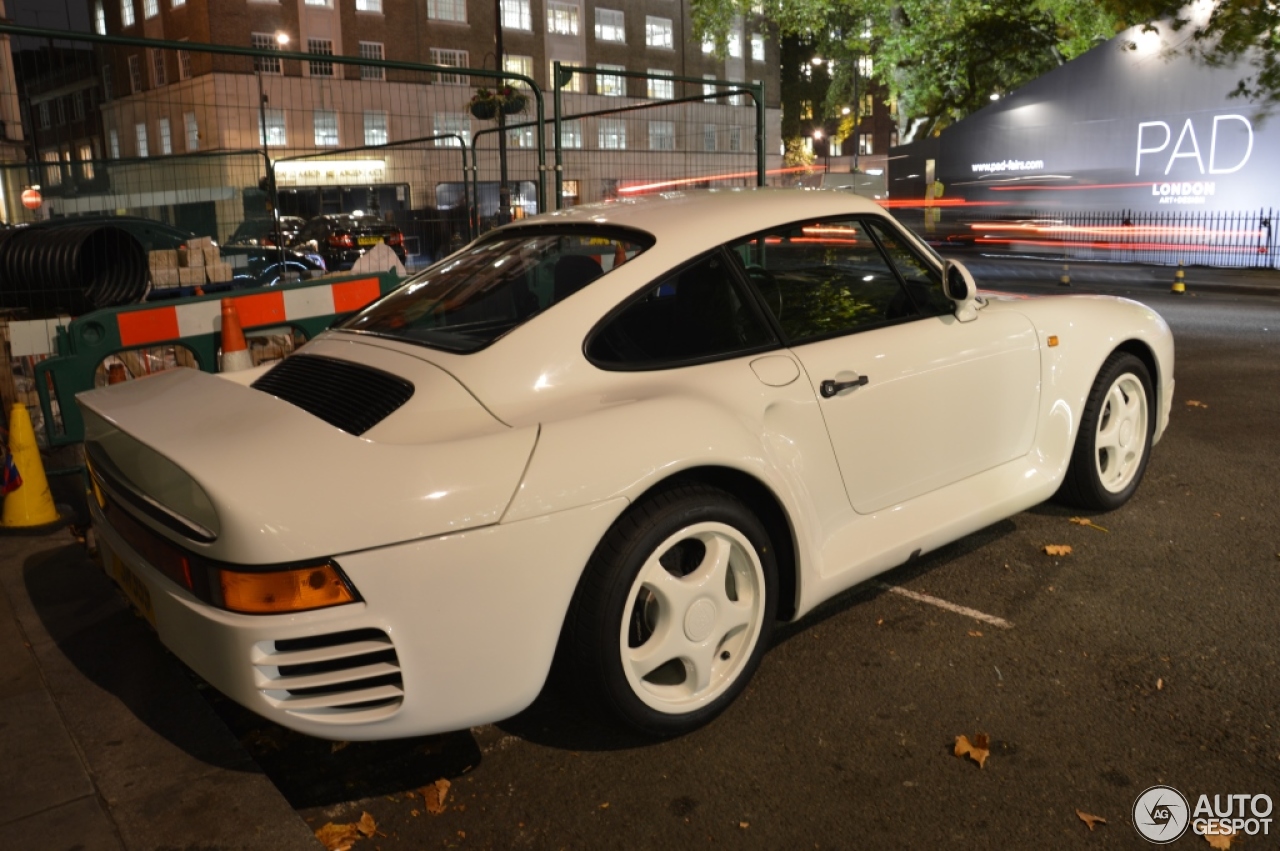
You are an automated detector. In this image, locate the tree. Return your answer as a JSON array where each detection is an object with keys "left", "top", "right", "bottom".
[{"left": 693, "top": 0, "right": 1279, "bottom": 138}]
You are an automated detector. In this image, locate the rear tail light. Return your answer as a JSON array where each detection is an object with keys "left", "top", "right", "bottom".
[
  {"left": 328, "top": 233, "right": 355, "bottom": 249},
  {"left": 387, "top": 231, "right": 404, "bottom": 247}
]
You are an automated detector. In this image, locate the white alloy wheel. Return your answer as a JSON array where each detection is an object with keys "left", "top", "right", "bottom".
[
  {"left": 1093, "top": 371, "right": 1150, "bottom": 493},
  {"left": 620, "top": 521, "right": 766, "bottom": 714}
]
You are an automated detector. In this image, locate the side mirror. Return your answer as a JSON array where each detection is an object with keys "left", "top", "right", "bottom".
[{"left": 942, "top": 259, "right": 981, "bottom": 322}]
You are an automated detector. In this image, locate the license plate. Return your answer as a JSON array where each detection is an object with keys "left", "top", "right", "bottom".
[
  {"left": 110, "top": 550, "right": 156, "bottom": 628},
  {"left": 357, "top": 235, "right": 382, "bottom": 246}
]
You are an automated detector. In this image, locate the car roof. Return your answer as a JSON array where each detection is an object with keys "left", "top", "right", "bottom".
[{"left": 493, "top": 187, "right": 887, "bottom": 248}]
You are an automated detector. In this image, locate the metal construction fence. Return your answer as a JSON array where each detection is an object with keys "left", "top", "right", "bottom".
[{"left": 0, "top": 23, "right": 771, "bottom": 260}]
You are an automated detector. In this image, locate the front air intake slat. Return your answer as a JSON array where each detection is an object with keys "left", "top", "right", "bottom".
[{"left": 251, "top": 354, "right": 413, "bottom": 436}]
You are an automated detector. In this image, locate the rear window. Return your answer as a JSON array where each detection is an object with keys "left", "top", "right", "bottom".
[{"left": 339, "top": 227, "right": 653, "bottom": 352}]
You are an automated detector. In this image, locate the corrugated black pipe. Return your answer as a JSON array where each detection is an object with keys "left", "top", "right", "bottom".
[{"left": 0, "top": 225, "right": 147, "bottom": 313}]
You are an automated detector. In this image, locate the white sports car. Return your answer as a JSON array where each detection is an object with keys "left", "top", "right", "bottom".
[{"left": 79, "top": 189, "right": 1174, "bottom": 739}]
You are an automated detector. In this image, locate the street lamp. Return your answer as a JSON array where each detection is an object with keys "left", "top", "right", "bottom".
[
  {"left": 257, "top": 32, "right": 289, "bottom": 259},
  {"left": 493, "top": 0, "right": 511, "bottom": 225}
]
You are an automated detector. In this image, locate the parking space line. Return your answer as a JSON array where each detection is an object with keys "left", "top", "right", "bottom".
[{"left": 873, "top": 581, "right": 1014, "bottom": 630}]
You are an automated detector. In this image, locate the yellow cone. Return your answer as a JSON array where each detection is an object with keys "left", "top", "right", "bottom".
[
  {"left": 1, "top": 403, "right": 62, "bottom": 531},
  {"left": 1171, "top": 262, "right": 1186, "bottom": 295}
]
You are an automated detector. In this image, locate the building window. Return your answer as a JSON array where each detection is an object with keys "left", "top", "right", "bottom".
[
  {"left": 597, "top": 64, "right": 624, "bottom": 97},
  {"left": 646, "top": 70, "right": 672, "bottom": 100},
  {"left": 433, "top": 112, "right": 470, "bottom": 148},
  {"left": 364, "top": 111, "right": 388, "bottom": 145},
  {"left": 143, "top": 0, "right": 158, "bottom": 17},
  {"left": 178, "top": 49, "right": 192, "bottom": 80},
  {"left": 359, "top": 42, "right": 384, "bottom": 80},
  {"left": 648, "top": 120, "right": 675, "bottom": 151},
  {"left": 356, "top": 0, "right": 381, "bottom": 10},
  {"left": 252, "top": 34, "right": 282, "bottom": 74},
  {"left": 43, "top": 152, "right": 62, "bottom": 186},
  {"left": 551, "top": 59, "right": 582, "bottom": 92},
  {"left": 102, "top": 64, "right": 113, "bottom": 100},
  {"left": 595, "top": 9, "right": 624, "bottom": 43},
  {"left": 94, "top": 2, "right": 107, "bottom": 35},
  {"left": 547, "top": 1, "right": 578, "bottom": 35},
  {"left": 308, "top": 39, "right": 334, "bottom": 76},
  {"left": 703, "top": 74, "right": 717, "bottom": 99},
  {"left": 151, "top": 49, "right": 166, "bottom": 86},
  {"left": 506, "top": 126, "right": 535, "bottom": 148},
  {"left": 751, "top": 33, "right": 765, "bottom": 61},
  {"left": 701, "top": 35, "right": 715, "bottom": 54},
  {"left": 501, "top": 0, "right": 531, "bottom": 31},
  {"left": 645, "top": 17, "right": 672, "bottom": 49},
  {"left": 504, "top": 54, "right": 533, "bottom": 87},
  {"left": 37, "top": 102, "right": 50, "bottom": 130},
  {"left": 184, "top": 111, "right": 198, "bottom": 150},
  {"left": 857, "top": 56, "right": 873, "bottom": 77},
  {"left": 79, "top": 144, "right": 95, "bottom": 180},
  {"left": 858, "top": 133, "right": 873, "bottom": 156},
  {"left": 560, "top": 118, "right": 582, "bottom": 148},
  {"left": 314, "top": 110, "right": 339, "bottom": 146},
  {"left": 54, "top": 98, "right": 66, "bottom": 126},
  {"left": 304, "top": 0, "right": 330, "bottom": 6},
  {"left": 561, "top": 179, "right": 579, "bottom": 203},
  {"left": 158, "top": 117, "right": 172, "bottom": 154},
  {"left": 72, "top": 91, "right": 85, "bottom": 121},
  {"left": 727, "top": 20, "right": 743, "bottom": 58},
  {"left": 861, "top": 93, "right": 874, "bottom": 119},
  {"left": 172, "top": 0, "right": 185, "bottom": 6},
  {"left": 799, "top": 99, "right": 813, "bottom": 120},
  {"left": 427, "top": 0, "right": 465, "bottom": 22},
  {"left": 136, "top": 122, "right": 149, "bottom": 157},
  {"left": 258, "top": 108, "right": 286, "bottom": 147},
  {"left": 729, "top": 125, "right": 742, "bottom": 152},
  {"left": 703, "top": 124, "right": 716, "bottom": 151},
  {"left": 120, "top": 0, "right": 135, "bottom": 27},
  {"left": 830, "top": 137, "right": 842, "bottom": 157},
  {"left": 598, "top": 118, "right": 626, "bottom": 149},
  {"left": 109, "top": 128, "right": 120, "bottom": 158},
  {"left": 430, "top": 48, "right": 468, "bottom": 84},
  {"left": 128, "top": 55, "right": 143, "bottom": 92}
]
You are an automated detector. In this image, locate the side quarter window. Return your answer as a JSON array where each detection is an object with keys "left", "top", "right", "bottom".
[
  {"left": 587, "top": 250, "right": 776, "bottom": 369},
  {"left": 729, "top": 218, "right": 918, "bottom": 345}
]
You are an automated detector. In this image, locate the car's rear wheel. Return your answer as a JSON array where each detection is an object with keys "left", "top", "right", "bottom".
[
  {"left": 1058, "top": 351, "right": 1155, "bottom": 510},
  {"left": 563, "top": 483, "right": 777, "bottom": 736}
]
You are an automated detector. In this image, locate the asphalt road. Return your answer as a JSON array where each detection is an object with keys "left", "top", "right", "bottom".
[{"left": 201, "top": 276, "right": 1280, "bottom": 850}]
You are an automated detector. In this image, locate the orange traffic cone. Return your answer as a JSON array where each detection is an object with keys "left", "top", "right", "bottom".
[
  {"left": 220, "top": 298, "right": 252, "bottom": 372},
  {"left": 0, "top": 403, "right": 64, "bottom": 533}
]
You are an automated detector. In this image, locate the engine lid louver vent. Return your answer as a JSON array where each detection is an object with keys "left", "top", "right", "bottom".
[{"left": 251, "top": 354, "right": 414, "bottom": 436}]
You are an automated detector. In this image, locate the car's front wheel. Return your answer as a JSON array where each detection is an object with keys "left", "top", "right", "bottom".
[
  {"left": 1058, "top": 351, "right": 1155, "bottom": 510},
  {"left": 563, "top": 483, "right": 778, "bottom": 736}
]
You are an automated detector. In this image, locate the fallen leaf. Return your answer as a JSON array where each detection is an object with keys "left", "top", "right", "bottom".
[
  {"left": 739, "top": 821, "right": 750, "bottom": 829},
  {"left": 422, "top": 778, "right": 451, "bottom": 815},
  {"left": 356, "top": 812, "right": 376, "bottom": 838},
  {"left": 1044, "top": 544, "right": 1073, "bottom": 556},
  {"left": 1076, "top": 810, "right": 1107, "bottom": 831},
  {"left": 410, "top": 809, "right": 420, "bottom": 817},
  {"left": 599, "top": 802, "right": 610, "bottom": 809},
  {"left": 1157, "top": 678, "right": 1164, "bottom": 690},
  {"left": 331, "top": 741, "right": 349, "bottom": 754},
  {"left": 876, "top": 618, "right": 884, "bottom": 626},
  {"left": 1206, "top": 831, "right": 1238, "bottom": 849},
  {"left": 1069, "top": 517, "right": 1110, "bottom": 533},
  {"left": 954, "top": 733, "right": 990, "bottom": 768},
  {"left": 1186, "top": 400, "right": 1209, "bottom": 408},
  {"left": 315, "top": 822, "right": 360, "bottom": 851},
  {"left": 968, "top": 630, "right": 983, "bottom": 637}
]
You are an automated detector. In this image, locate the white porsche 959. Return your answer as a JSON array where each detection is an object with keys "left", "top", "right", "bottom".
[{"left": 80, "top": 189, "right": 1173, "bottom": 739}]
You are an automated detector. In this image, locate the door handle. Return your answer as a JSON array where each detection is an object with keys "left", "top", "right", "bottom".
[{"left": 820, "top": 375, "right": 869, "bottom": 398}]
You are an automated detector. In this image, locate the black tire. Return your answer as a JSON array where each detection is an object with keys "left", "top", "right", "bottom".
[
  {"left": 561, "top": 483, "right": 778, "bottom": 737},
  {"left": 1057, "top": 351, "right": 1156, "bottom": 511}
]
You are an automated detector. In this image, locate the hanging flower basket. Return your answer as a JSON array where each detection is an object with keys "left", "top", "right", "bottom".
[
  {"left": 500, "top": 92, "right": 527, "bottom": 115},
  {"left": 468, "top": 91, "right": 499, "bottom": 120}
]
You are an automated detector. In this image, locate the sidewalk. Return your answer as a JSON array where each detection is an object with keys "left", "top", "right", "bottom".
[
  {"left": 0, "top": 530, "right": 318, "bottom": 850},
  {"left": 953, "top": 253, "right": 1280, "bottom": 297}
]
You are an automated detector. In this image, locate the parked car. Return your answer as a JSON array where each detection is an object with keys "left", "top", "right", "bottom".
[
  {"left": 291, "top": 212, "right": 407, "bottom": 271},
  {"left": 220, "top": 217, "right": 325, "bottom": 288},
  {"left": 78, "top": 188, "right": 1174, "bottom": 741}
]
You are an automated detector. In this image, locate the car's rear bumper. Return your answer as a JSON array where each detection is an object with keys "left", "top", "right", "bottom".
[{"left": 91, "top": 496, "right": 627, "bottom": 740}]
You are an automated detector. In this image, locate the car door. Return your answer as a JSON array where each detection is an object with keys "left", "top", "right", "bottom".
[{"left": 730, "top": 216, "right": 1041, "bottom": 516}]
